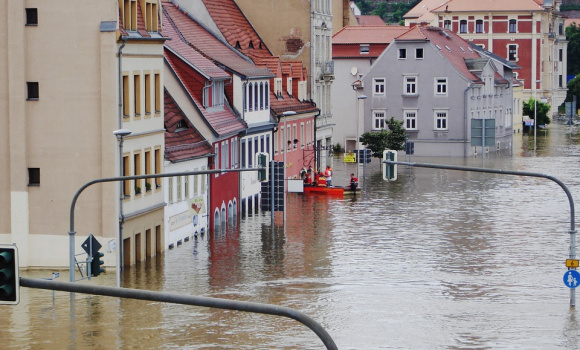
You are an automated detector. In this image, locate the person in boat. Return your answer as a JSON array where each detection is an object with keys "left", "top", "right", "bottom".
[
  {"left": 303, "top": 170, "right": 312, "bottom": 185},
  {"left": 317, "top": 173, "right": 327, "bottom": 187},
  {"left": 349, "top": 173, "right": 358, "bottom": 191},
  {"left": 324, "top": 165, "right": 333, "bottom": 187}
]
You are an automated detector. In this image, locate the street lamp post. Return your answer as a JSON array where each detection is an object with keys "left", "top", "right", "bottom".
[
  {"left": 356, "top": 95, "right": 367, "bottom": 180},
  {"left": 534, "top": 80, "right": 541, "bottom": 151},
  {"left": 282, "top": 111, "right": 296, "bottom": 224},
  {"left": 113, "top": 129, "right": 131, "bottom": 288}
]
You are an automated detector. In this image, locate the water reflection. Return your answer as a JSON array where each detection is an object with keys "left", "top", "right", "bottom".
[{"left": 3, "top": 122, "right": 580, "bottom": 349}]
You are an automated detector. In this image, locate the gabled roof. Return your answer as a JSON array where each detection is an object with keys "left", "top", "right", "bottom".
[
  {"left": 404, "top": 0, "right": 451, "bottom": 19},
  {"left": 199, "top": 0, "right": 273, "bottom": 61},
  {"left": 356, "top": 15, "right": 386, "bottom": 26},
  {"left": 165, "top": 49, "right": 247, "bottom": 138},
  {"left": 431, "top": 0, "right": 544, "bottom": 13},
  {"left": 333, "top": 26, "right": 409, "bottom": 44},
  {"left": 396, "top": 26, "right": 482, "bottom": 82},
  {"left": 469, "top": 42, "right": 521, "bottom": 71},
  {"left": 162, "top": 12, "right": 230, "bottom": 80},
  {"left": 162, "top": 2, "right": 272, "bottom": 79},
  {"left": 164, "top": 89, "right": 213, "bottom": 162}
]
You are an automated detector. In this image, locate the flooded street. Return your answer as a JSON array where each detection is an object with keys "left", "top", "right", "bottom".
[{"left": 4, "top": 122, "right": 580, "bottom": 349}]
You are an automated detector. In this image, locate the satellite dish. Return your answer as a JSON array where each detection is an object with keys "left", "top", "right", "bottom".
[{"left": 350, "top": 67, "right": 358, "bottom": 76}]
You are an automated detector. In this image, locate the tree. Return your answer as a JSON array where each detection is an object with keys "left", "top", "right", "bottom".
[
  {"left": 565, "top": 74, "right": 580, "bottom": 102},
  {"left": 566, "top": 23, "right": 580, "bottom": 76},
  {"left": 360, "top": 117, "right": 406, "bottom": 159},
  {"left": 523, "top": 98, "right": 551, "bottom": 126}
]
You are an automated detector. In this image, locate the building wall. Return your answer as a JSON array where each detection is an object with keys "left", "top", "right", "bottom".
[
  {"left": 164, "top": 158, "right": 209, "bottom": 249},
  {"left": 332, "top": 56, "right": 373, "bottom": 152},
  {"left": 0, "top": 1, "right": 166, "bottom": 268}
]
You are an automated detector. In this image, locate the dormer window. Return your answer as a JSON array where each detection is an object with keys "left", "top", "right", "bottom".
[
  {"left": 360, "top": 44, "right": 370, "bottom": 54},
  {"left": 123, "top": 0, "right": 137, "bottom": 31},
  {"left": 204, "top": 79, "right": 225, "bottom": 109},
  {"left": 175, "top": 120, "right": 187, "bottom": 131},
  {"left": 144, "top": 0, "right": 159, "bottom": 32}
]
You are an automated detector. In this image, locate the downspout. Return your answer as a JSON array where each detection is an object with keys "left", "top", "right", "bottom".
[
  {"left": 118, "top": 37, "right": 126, "bottom": 128},
  {"left": 312, "top": 101, "right": 320, "bottom": 171},
  {"left": 464, "top": 82, "right": 473, "bottom": 157}
]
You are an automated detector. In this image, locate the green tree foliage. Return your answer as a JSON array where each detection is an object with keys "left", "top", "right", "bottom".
[
  {"left": 565, "top": 74, "right": 580, "bottom": 102},
  {"left": 523, "top": 98, "right": 551, "bottom": 126},
  {"left": 360, "top": 117, "right": 406, "bottom": 158},
  {"left": 566, "top": 23, "right": 580, "bottom": 76},
  {"left": 356, "top": 0, "right": 420, "bottom": 25}
]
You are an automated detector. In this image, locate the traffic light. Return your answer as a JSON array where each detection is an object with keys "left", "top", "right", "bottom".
[
  {"left": 0, "top": 244, "right": 19, "bottom": 305},
  {"left": 90, "top": 250, "right": 105, "bottom": 277},
  {"left": 383, "top": 150, "right": 397, "bottom": 181},
  {"left": 256, "top": 152, "right": 270, "bottom": 182}
]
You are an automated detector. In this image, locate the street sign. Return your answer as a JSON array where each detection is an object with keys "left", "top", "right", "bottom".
[
  {"left": 81, "top": 234, "right": 102, "bottom": 257},
  {"left": 563, "top": 270, "right": 580, "bottom": 288},
  {"left": 566, "top": 259, "right": 579, "bottom": 268}
]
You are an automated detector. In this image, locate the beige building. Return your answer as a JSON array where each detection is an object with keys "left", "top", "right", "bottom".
[{"left": 0, "top": 0, "right": 166, "bottom": 269}]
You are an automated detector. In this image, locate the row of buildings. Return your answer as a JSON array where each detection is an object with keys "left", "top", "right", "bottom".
[{"left": 0, "top": 0, "right": 567, "bottom": 268}]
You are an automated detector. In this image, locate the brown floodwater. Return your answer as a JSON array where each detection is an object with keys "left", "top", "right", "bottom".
[{"left": 2, "top": 121, "right": 580, "bottom": 349}]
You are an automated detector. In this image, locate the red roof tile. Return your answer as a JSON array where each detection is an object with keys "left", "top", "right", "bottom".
[
  {"left": 162, "top": 2, "right": 272, "bottom": 78},
  {"left": 356, "top": 15, "right": 386, "bottom": 26},
  {"left": 432, "top": 0, "right": 544, "bottom": 13},
  {"left": 165, "top": 49, "right": 247, "bottom": 137},
  {"left": 200, "top": 0, "right": 272, "bottom": 61},
  {"left": 164, "top": 89, "right": 212, "bottom": 162},
  {"left": 333, "top": 26, "right": 409, "bottom": 44}
]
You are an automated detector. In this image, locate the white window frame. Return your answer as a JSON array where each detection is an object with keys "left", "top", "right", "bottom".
[
  {"left": 434, "top": 109, "right": 449, "bottom": 131},
  {"left": 398, "top": 48, "right": 407, "bottom": 59},
  {"left": 404, "top": 75, "right": 418, "bottom": 95},
  {"left": 373, "top": 78, "right": 386, "bottom": 95},
  {"left": 404, "top": 110, "right": 418, "bottom": 130},
  {"left": 360, "top": 44, "right": 370, "bottom": 54},
  {"left": 460, "top": 20, "right": 468, "bottom": 33},
  {"left": 415, "top": 48, "right": 424, "bottom": 59},
  {"left": 372, "top": 110, "right": 387, "bottom": 130},
  {"left": 475, "top": 19, "right": 484, "bottom": 33},
  {"left": 507, "top": 44, "right": 518, "bottom": 62},
  {"left": 435, "top": 77, "right": 448, "bottom": 96}
]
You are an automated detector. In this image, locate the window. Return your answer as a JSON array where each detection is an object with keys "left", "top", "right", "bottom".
[
  {"left": 154, "top": 73, "right": 161, "bottom": 113},
  {"left": 27, "top": 82, "right": 39, "bottom": 100},
  {"left": 122, "top": 75, "right": 130, "bottom": 116},
  {"left": 194, "top": 169, "right": 199, "bottom": 195},
  {"left": 248, "top": 83, "right": 253, "bottom": 111},
  {"left": 123, "top": 0, "right": 137, "bottom": 31},
  {"left": 154, "top": 148, "right": 161, "bottom": 188},
  {"left": 460, "top": 20, "right": 467, "bottom": 33},
  {"left": 214, "top": 144, "right": 220, "bottom": 177},
  {"left": 25, "top": 8, "right": 38, "bottom": 25},
  {"left": 144, "top": 0, "right": 158, "bottom": 32},
  {"left": 559, "top": 49, "right": 563, "bottom": 62},
  {"left": 476, "top": 20, "right": 483, "bottom": 33},
  {"left": 559, "top": 75, "right": 563, "bottom": 88},
  {"left": 241, "top": 140, "right": 247, "bottom": 167},
  {"left": 28, "top": 168, "right": 40, "bottom": 186},
  {"left": 415, "top": 48, "right": 424, "bottom": 59},
  {"left": 509, "top": 19, "right": 517, "bottom": 33},
  {"left": 372, "top": 111, "right": 386, "bottom": 130},
  {"left": 265, "top": 82, "right": 270, "bottom": 108},
  {"left": 134, "top": 153, "right": 142, "bottom": 195},
  {"left": 260, "top": 82, "right": 264, "bottom": 109},
  {"left": 184, "top": 175, "right": 189, "bottom": 198},
  {"left": 404, "top": 110, "right": 417, "bottom": 130},
  {"left": 443, "top": 20, "right": 451, "bottom": 30},
  {"left": 176, "top": 176, "right": 182, "bottom": 201},
  {"left": 398, "top": 48, "right": 407, "bottom": 59},
  {"left": 145, "top": 150, "right": 151, "bottom": 190},
  {"left": 144, "top": 73, "right": 151, "bottom": 115},
  {"left": 508, "top": 45, "right": 517, "bottom": 61},
  {"left": 221, "top": 141, "right": 229, "bottom": 170},
  {"left": 360, "top": 44, "right": 370, "bottom": 54},
  {"left": 123, "top": 155, "right": 130, "bottom": 196},
  {"left": 301, "top": 123, "right": 305, "bottom": 147},
  {"left": 435, "top": 78, "right": 448, "bottom": 96},
  {"left": 559, "top": 22, "right": 564, "bottom": 36},
  {"left": 404, "top": 76, "right": 417, "bottom": 95},
  {"left": 134, "top": 73, "right": 141, "bottom": 117},
  {"left": 373, "top": 78, "right": 386, "bottom": 95},
  {"left": 168, "top": 177, "right": 173, "bottom": 203},
  {"left": 434, "top": 110, "right": 448, "bottom": 130}
]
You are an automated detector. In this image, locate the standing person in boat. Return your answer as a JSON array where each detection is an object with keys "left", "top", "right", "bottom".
[
  {"left": 349, "top": 173, "right": 358, "bottom": 191},
  {"left": 324, "top": 165, "right": 333, "bottom": 187}
]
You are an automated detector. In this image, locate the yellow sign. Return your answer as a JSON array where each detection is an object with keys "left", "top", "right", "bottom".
[
  {"left": 566, "top": 259, "right": 579, "bottom": 268},
  {"left": 344, "top": 152, "right": 356, "bottom": 163}
]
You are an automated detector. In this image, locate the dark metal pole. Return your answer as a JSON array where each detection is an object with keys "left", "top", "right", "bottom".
[
  {"left": 384, "top": 160, "right": 577, "bottom": 307},
  {"left": 20, "top": 277, "right": 338, "bottom": 350}
]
